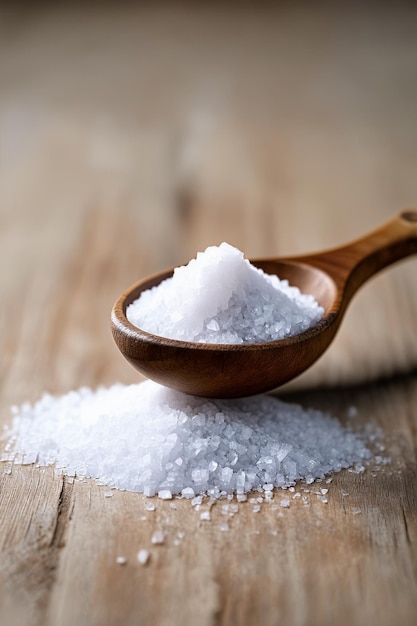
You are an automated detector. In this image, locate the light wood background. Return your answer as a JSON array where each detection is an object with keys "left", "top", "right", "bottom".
[{"left": 0, "top": 4, "right": 416, "bottom": 625}]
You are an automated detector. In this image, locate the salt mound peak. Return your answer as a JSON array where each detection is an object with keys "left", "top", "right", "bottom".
[{"left": 127, "top": 242, "right": 324, "bottom": 344}]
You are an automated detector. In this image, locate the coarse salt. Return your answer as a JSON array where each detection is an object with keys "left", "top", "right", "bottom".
[
  {"left": 126, "top": 242, "right": 324, "bottom": 344},
  {"left": 137, "top": 549, "right": 150, "bottom": 565},
  {"left": 1, "top": 380, "right": 378, "bottom": 498}
]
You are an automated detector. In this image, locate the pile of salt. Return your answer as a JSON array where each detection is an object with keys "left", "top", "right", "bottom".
[
  {"left": 2, "top": 380, "right": 372, "bottom": 497},
  {"left": 126, "top": 242, "right": 324, "bottom": 344}
]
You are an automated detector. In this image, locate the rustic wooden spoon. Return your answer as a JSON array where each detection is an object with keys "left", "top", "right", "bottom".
[{"left": 112, "top": 210, "right": 417, "bottom": 398}]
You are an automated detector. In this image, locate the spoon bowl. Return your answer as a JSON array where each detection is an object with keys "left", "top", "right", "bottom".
[{"left": 112, "top": 211, "right": 417, "bottom": 398}]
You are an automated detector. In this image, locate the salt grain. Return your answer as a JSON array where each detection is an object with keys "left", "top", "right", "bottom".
[
  {"left": 158, "top": 489, "right": 173, "bottom": 500},
  {"left": 116, "top": 556, "right": 127, "bottom": 565},
  {"left": 137, "top": 549, "right": 150, "bottom": 565},
  {"left": 126, "top": 242, "right": 324, "bottom": 344},
  {"left": 151, "top": 530, "right": 165, "bottom": 545}
]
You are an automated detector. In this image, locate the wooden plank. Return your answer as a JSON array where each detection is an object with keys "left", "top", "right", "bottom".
[
  {"left": 0, "top": 4, "right": 417, "bottom": 625},
  {"left": 1, "top": 376, "right": 416, "bottom": 626}
]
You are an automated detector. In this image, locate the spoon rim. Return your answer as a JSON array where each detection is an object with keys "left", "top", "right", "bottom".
[{"left": 111, "top": 262, "right": 339, "bottom": 354}]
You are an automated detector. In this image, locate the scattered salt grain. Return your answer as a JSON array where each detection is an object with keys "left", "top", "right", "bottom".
[
  {"left": 146, "top": 502, "right": 156, "bottom": 511},
  {"left": 200, "top": 511, "right": 211, "bottom": 521},
  {"left": 103, "top": 490, "right": 113, "bottom": 498},
  {"left": 351, "top": 507, "right": 362, "bottom": 515},
  {"left": 116, "top": 556, "right": 127, "bottom": 565},
  {"left": 126, "top": 242, "right": 324, "bottom": 344},
  {"left": 151, "top": 530, "right": 165, "bottom": 545},
  {"left": 280, "top": 499, "right": 290, "bottom": 508},
  {"left": 137, "top": 549, "right": 150, "bottom": 565}
]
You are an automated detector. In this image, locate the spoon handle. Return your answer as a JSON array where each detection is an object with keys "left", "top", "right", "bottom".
[{"left": 296, "top": 210, "right": 417, "bottom": 296}]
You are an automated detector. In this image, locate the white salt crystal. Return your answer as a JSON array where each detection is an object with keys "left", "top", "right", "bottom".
[
  {"left": 104, "top": 491, "right": 113, "bottom": 498},
  {"left": 126, "top": 242, "right": 324, "bottom": 344},
  {"left": 158, "top": 489, "right": 173, "bottom": 500},
  {"left": 146, "top": 502, "right": 156, "bottom": 511},
  {"left": 116, "top": 556, "right": 127, "bottom": 565},
  {"left": 351, "top": 507, "right": 362, "bottom": 515},
  {"left": 137, "top": 549, "right": 150, "bottom": 565},
  {"left": 181, "top": 487, "right": 195, "bottom": 499},
  {"left": 280, "top": 499, "right": 290, "bottom": 508},
  {"left": 151, "top": 530, "right": 165, "bottom": 545},
  {"left": 200, "top": 511, "right": 211, "bottom": 521}
]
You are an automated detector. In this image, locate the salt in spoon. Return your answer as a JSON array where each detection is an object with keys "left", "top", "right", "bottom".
[{"left": 112, "top": 210, "right": 417, "bottom": 398}]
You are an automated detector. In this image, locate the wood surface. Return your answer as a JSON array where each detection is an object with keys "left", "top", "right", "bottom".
[{"left": 1, "top": 4, "right": 417, "bottom": 626}]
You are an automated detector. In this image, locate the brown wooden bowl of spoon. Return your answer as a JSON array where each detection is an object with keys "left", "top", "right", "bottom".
[{"left": 112, "top": 211, "right": 417, "bottom": 398}]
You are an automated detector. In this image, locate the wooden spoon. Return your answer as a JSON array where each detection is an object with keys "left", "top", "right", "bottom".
[{"left": 112, "top": 210, "right": 417, "bottom": 398}]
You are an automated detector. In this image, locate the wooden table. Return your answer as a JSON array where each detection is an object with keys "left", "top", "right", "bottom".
[{"left": 1, "top": 5, "right": 416, "bottom": 625}]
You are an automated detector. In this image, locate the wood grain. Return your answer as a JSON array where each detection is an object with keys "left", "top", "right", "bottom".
[{"left": 1, "top": 4, "right": 417, "bottom": 625}]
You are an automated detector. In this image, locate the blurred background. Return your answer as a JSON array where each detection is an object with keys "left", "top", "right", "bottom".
[{"left": 1, "top": 1, "right": 417, "bottom": 403}]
